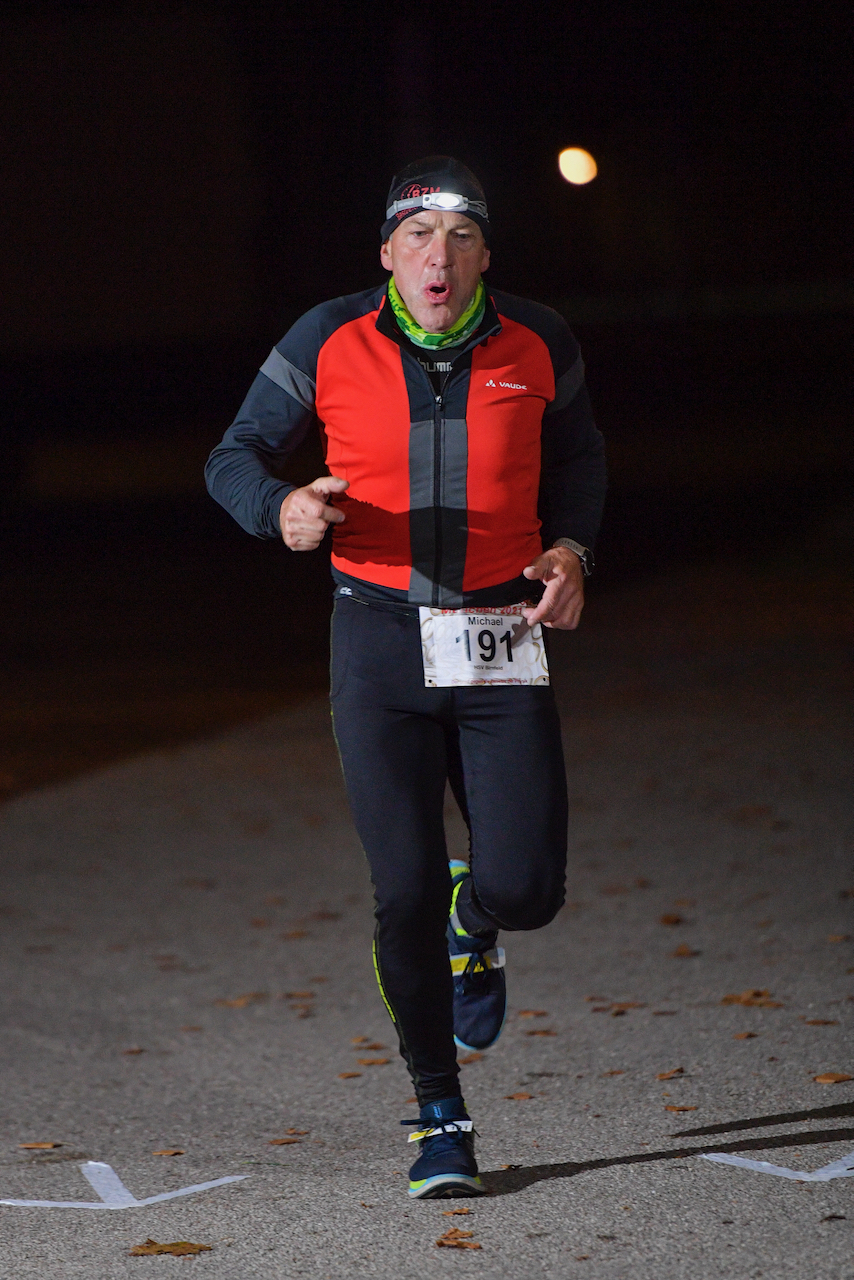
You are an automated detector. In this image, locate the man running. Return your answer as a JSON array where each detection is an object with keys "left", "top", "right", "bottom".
[{"left": 205, "top": 156, "right": 606, "bottom": 1199}]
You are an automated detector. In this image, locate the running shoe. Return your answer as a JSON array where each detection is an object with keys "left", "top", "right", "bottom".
[
  {"left": 403, "top": 1097, "right": 484, "bottom": 1199},
  {"left": 447, "top": 860, "right": 506, "bottom": 1052}
]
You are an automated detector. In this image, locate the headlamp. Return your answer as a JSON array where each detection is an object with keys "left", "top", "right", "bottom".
[{"left": 386, "top": 192, "right": 489, "bottom": 219}]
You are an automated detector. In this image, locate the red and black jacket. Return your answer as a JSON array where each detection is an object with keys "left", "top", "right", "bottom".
[{"left": 205, "top": 284, "right": 606, "bottom": 607}]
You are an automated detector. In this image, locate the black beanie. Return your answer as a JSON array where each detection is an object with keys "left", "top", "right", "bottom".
[{"left": 381, "top": 156, "right": 490, "bottom": 244}]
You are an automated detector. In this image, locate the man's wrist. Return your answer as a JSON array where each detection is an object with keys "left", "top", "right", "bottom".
[{"left": 552, "top": 537, "right": 594, "bottom": 577}]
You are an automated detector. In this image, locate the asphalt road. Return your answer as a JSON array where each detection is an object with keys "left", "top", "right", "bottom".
[{"left": 0, "top": 554, "right": 852, "bottom": 1278}]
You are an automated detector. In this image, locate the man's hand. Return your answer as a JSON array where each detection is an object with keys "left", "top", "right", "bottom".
[
  {"left": 521, "top": 546, "right": 585, "bottom": 629},
  {"left": 279, "top": 475, "right": 349, "bottom": 550}
]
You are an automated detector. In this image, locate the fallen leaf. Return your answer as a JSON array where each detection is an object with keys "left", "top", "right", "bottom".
[
  {"left": 660, "top": 914, "right": 682, "bottom": 926},
  {"left": 657, "top": 1068, "right": 684, "bottom": 1080},
  {"left": 443, "top": 1207, "right": 471, "bottom": 1216},
  {"left": 525, "top": 1029, "right": 556, "bottom": 1037},
  {"left": 665, "top": 1105, "right": 698, "bottom": 1112},
  {"left": 612, "top": 1002, "right": 646, "bottom": 1012},
  {"left": 828, "top": 935, "right": 851, "bottom": 943},
  {"left": 123, "top": 1047, "right": 145, "bottom": 1055},
  {"left": 18, "top": 1143, "right": 62, "bottom": 1150},
  {"left": 518, "top": 1009, "right": 548, "bottom": 1017},
  {"left": 803, "top": 1019, "right": 840, "bottom": 1026},
  {"left": 268, "top": 1138, "right": 301, "bottom": 1146},
  {"left": 214, "top": 992, "right": 268, "bottom": 1008},
  {"left": 733, "top": 1032, "right": 759, "bottom": 1039},
  {"left": 283, "top": 991, "right": 315, "bottom": 999},
  {"left": 351, "top": 1035, "right": 371, "bottom": 1044},
  {"left": 129, "top": 1239, "right": 211, "bottom": 1257},
  {"left": 357, "top": 1057, "right": 390, "bottom": 1066},
  {"left": 671, "top": 944, "right": 700, "bottom": 957},
  {"left": 814, "top": 1073, "right": 854, "bottom": 1084},
  {"left": 360, "top": 1042, "right": 386, "bottom": 1051},
  {"left": 152, "top": 1149, "right": 184, "bottom": 1157},
  {"left": 499, "top": 1163, "right": 522, "bottom": 1169},
  {"left": 504, "top": 1092, "right": 533, "bottom": 1100},
  {"left": 601, "top": 1070, "right": 625, "bottom": 1077},
  {"left": 721, "top": 989, "right": 783, "bottom": 1008},
  {"left": 436, "top": 1227, "right": 481, "bottom": 1250},
  {"left": 653, "top": 1010, "right": 678, "bottom": 1016},
  {"left": 285, "top": 1128, "right": 309, "bottom": 1135},
  {"left": 586, "top": 995, "right": 610, "bottom": 1002},
  {"left": 281, "top": 930, "right": 308, "bottom": 940},
  {"left": 338, "top": 1072, "right": 361, "bottom": 1079},
  {"left": 458, "top": 1053, "right": 483, "bottom": 1064}
]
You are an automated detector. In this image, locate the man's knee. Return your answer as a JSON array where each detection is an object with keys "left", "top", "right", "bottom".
[{"left": 476, "top": 874, "right": 565, "bottom": 932}]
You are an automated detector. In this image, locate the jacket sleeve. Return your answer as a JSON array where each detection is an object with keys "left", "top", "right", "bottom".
[
  {"left": 537, "top": 323, "right": 607, "bottom": 551},
  {"left": 204, "top": 310, "right": 324, "bottom": 539}
]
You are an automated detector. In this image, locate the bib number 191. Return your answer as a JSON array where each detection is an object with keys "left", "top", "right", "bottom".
[{"left": 418, "top": 606, "right": 549, "bottom": 688}]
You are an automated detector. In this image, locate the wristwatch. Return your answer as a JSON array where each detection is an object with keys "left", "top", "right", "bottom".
[{"left": 552, "top": 537, "right": 595, "bottom": 577}]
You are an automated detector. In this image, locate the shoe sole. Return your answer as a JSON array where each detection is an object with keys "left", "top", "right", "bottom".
[{"left": 408, "top": 1173, "right": 485, "bottom": 1199}]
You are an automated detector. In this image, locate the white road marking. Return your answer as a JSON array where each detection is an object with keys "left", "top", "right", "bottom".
[
  {"left": 699, "top": 1149, "right": 854, "bottom": 1182},
  {"left": 0, "top": 1160, "right": 249, "bottom": 1209}
]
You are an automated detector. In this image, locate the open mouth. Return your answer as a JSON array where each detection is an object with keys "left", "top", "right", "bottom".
[{"left": 425, "top": 282, "right": 451, "bottom": 304}]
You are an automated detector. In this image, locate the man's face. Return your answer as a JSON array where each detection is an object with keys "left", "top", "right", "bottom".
[{"left": 380, "top": 211, "right": 490, "bottom": 333}]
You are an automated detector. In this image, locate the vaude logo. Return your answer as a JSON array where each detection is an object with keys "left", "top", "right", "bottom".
[{"left": 486, "top": 378, "right": 527, "bottom": 390}]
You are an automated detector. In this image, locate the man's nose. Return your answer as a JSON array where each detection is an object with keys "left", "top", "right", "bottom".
[{"left": 428, "top": 231, "right": 454, "bottom": 267}]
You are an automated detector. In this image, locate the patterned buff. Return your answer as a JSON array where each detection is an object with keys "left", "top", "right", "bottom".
[{"left": 387, "top": 277, "right": 486, "bottom": 351}]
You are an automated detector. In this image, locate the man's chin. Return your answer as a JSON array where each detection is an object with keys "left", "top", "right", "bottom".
[{"left": 409, "top": 304, "right": 457, "bottom": 334}]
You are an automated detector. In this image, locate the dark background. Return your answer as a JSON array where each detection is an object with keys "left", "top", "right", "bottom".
[{"left": 1, "top": 0, "right": 851, "bottom": 798}]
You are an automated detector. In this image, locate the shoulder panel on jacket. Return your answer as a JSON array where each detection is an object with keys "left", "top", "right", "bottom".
[
  {"left": 267, "top": 284, "right": 387, "bottom": 384},
  {"left": 487, "top": 288, "right": 579, "bottom": 381}
]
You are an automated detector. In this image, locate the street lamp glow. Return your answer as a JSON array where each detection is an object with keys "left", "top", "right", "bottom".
[{"left": 558, "top": 148, "right": 597, "bottom": 185}]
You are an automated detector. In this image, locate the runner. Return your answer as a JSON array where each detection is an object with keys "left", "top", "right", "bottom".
[{"left": 205, "top": 156, "right": 606, "bottom": 1198}]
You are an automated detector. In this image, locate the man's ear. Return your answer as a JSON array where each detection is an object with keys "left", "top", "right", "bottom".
[
  {"left": 380, "top": 239, "right": 393, "bottom": 271},
  {"left": 480, "top": 244, "right": 491, "bottom": 272}
]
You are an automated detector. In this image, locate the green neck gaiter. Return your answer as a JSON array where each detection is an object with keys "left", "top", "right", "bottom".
[{"left": 388, "top": 277, "right": 486, "bottom": 350}]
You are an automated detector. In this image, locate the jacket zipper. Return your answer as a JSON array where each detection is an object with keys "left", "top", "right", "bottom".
[{"left": 432, "top": 387, "right": 443, "bottom": 606}]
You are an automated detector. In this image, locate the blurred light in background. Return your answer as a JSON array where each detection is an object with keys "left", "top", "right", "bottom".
[{"left": 558, "top": 147, "right": 597, "bottom": 184}]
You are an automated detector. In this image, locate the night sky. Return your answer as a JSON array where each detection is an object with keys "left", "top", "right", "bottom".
[{"left": 1, "top": 0, "right": 850, "bottom": 349}]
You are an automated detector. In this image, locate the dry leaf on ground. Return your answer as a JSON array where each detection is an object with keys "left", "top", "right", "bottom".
[
  {"left": 733, "top": 1032, "right": 759, "bottom": 1040},
  {"left": 357, "top": 1057, "right": 390, "bottom": 1066},
  {"left": 215, "top": 992, "right": 268, "bottom": 1008},
  {"left": 672, "top": 944, "right": 701, "bottom": 958},
  {"left": 268, "top": 1138, "right": 301, "bottom": 1146},
  {"left": 525, "top": 1029, "right": 556, "bottom": 1037},
  {"left": 360, "top": 1042, "right": 386, "bottom": 1051},
  {"left": 601, "top": 1070, "right": 624, "bottom": 1077},
  {"left": 586, "top": 995, "right": 610, "bottom": 1002},
  {"left": 665, "top": 1105, "right": 698, "bottom": 1112},
  {"left": 152, "top": 1149, "right": 184, "bottom": 1157},
  {"left": 505, "top": 1092, "right": 533, "bottom": 1100},
  {"left": 657, "top": 1068, "right": 684, "bottom": 1080},
  {"left": 123, "top": 1047, "right": 145, "bottom": 1055},
  {"left": 18, "top": 1142, "right": 62, "bottom": 1150},
  {"left": 443, "top": 1207, "right": 471, "bottom": 1216},
  {"left": 828, "top": 935, "right": 851, "bottom": 943},
  {"left": 814, "top": 1073, "right": 853, "bottom": 1084},
  {"left": 285, "top": 1129, "right": 309, "bottom": 1135},
  {"left": 458, "top": 1053, "right": 483, "bottom": 1065},
  {"left": 129, "top": 1239, "right": 211, "bottom": 1257},
  {"left": 518, "top": 1009, "right": 548, "bottom": 1017},
  {"left": 804, "top": 1019, "right": 839, "bottom": 1026},
  {"left": 283, "top": 991, "right": 314, "bottom": 1000},
  {"left": 653, "top": 1010, "right": 678, "bottom": 1016},
  {"left": 721, "top": 989, "right": 783, "bottom": 1008},
  {"left": 660, "top": 914, "right": 682, "bottom": 926},
  {"left": 351, "top": 1036, "right": 371, "bottom": 1044},
  {"left": 436, "top": 1227, "right": 481, "bottom": 1250},
  {"left": 499, "top": 1163, "right": 522, "bottom": 1170},
  {"left": 338, "top": 1072, "right": 361, "bottom": 1079}
]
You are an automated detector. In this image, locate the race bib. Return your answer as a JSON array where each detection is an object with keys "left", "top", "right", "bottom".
[{"left": 418, "top": 605, "right": 549, "bottom": 688}]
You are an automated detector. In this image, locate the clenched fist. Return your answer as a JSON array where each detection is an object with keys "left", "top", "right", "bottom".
[{"left": 279, "top": 475, "right": 349, "bottom": 550}]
